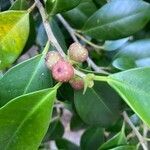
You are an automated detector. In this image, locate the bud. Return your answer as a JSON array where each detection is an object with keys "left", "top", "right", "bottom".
[
  {"left": 68, "top": 42, "right": 88, "bottom": 62},
  {"left": 69, "top": 76, "right": 84, "bottom": 90}
]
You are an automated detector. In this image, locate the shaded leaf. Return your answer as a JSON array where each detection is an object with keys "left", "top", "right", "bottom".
[
  {"left": 46, "top": 0, "right": 81, "bottom": 15},
  {"left": 43, "top": 119, "right": 64, "bottom": 141},
  {"left": 81, "top": 127, "right": 104, "bottom": 150},
  {"left": 10, "top": 0, "right": 28, "bottom": 10},
  {"left": 56, "top": 138, "right": 80, "bottom": 150},
  {"left": 63, "top": 0, "right": 97, "bottom": 29}
]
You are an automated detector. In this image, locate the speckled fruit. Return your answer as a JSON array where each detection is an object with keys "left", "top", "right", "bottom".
[
  {"left": 45, "top": 51, "right": 62, "bottom": 69},
  {"left": 68, "top": 42, "right": 88, "bottom": 62},
  {"left": 52, "top": 60, "right": 74, "bottom": 82},
  {"left": 69, "top": 77, "right": 84, "bottom": 90}
]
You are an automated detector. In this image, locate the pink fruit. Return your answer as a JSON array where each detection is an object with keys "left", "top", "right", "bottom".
[
  {"left": 69, "top": 77, "right": 84, "bottom": 90},
  {"left": 52, "top": 60, "right": 74, "bottom": 82},
  {"left": 68, "top": 42, "right": 88, "bottom": 62},
  {"left": 45, "top": 51, "right": 62, "bottom": 69}
]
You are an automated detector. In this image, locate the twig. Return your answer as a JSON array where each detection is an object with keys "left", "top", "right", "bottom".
[
  {"left": 75, "top": 32, "right": 103, "bottom": 49},
  {"left": 28, "top": 2, "right": 36, "bottom": 13},
  {"left": 35, "top": 0, "right": 66, "bottom": 57},
  {"left": 57, "top": 14, "right": 78, "bottom": 43},
  {"left": 35, "top": 0, "right": 86, "bottom": 79},
  {"left": 57, "top": 14, "right": 109, "bottom": 75},
  {"left": 143, "top": 124, "right": 148, "bottom": 148},
  {"left": 123, "top": 111, "right": 148, "bottom": 150}
]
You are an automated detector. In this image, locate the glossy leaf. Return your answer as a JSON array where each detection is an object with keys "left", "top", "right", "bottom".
[
  {"left": 112, "top": 57, "right": 136, "bottom": 70},
  {"left": 0, "top": 88, "right": 57, "bottom": 149},
  {"left": 82, "top": 0, "right": 150, "bottom": 40},
  {"left": 74, "top": 82, "right": 121, "bottom": 127},
  {"left": 46, "top": 0, "right": 81, "bottom": 15},
  {"left": 99, "top": 124, "right": 127, "bottom": 150},
  {"left": 109, "top": 145, "right": 136, "bottom": 150},
  {"left": 0, "top": 11, "right": 30, "bottom": 70},
  {"left": 107, "top": 67, "right": 150, "bottom": 127},
  {"left": 81, "top": 127, "right": 104, "bottom": 150},
  {"left": 103, "top": 38, "right": 129, "bottom": 51},
  {"left": 117, "top": 39, "right": 150, "bottom": 60},
  {"left": 0, "top": 54, "right": 52, "bottom": 106}
]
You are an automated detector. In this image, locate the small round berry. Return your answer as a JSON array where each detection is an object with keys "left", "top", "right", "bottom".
[
  {"left": 52, "top": 60, "right": 74, "bottom": 82},
  {"left": 45, "top": 51, "right": 62, "bottom": 69},
  {"left": 69, "top": 77, "right": 84, "bottom": 90},
  {"left": 68, "top": 42, "right": 88, "bottom": 62}
]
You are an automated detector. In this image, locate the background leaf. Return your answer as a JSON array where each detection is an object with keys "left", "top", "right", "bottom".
[
  {"left": 80, "top": 127, "right": 104, "bottom": 150},
  {"left": 99, "top": 124, "right": 127, "bottom": 150},
  {"left": 0, "top": 11, "right": 30, "bottom": 70},
  {"left": 82, "top": 0, "right": 150, "bottom": 40},
  {"left": 46, "top": 0, "right": 81, "bottom": 15},
  {"left": 74, "top": 82, "right": 121, "bottom": 127},
  {"left": 63, "top": 0, "right": 97, "bottom": 29},
  {"left": 0, "top": 88, "right": 56, "bottom": 150},
  {"left": 10, "top": 0, "right": 28, "bottom": 10}
]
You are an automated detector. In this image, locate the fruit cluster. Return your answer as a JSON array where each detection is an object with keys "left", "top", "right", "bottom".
[{"left": 45, "top": 42, "right": 88, "bottom": 90}]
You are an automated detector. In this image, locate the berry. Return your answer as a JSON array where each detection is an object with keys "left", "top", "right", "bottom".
[
  {"left": 68, "top": 42, "right": 88, "bottom": 62},
  {"left": 45, "top": 51, "right": 62, "bottom": 69},
  {"left": 52, "top": 60, "right": 74, "bottom": 82},
  {"left": 69, "top": 77, "right": 84, "bottom": 90}
]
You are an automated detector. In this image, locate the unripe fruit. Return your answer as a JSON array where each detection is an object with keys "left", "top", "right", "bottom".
[
  {"left": 69, "top": 77, "right": 84, "bottom": 90},
  {"left": 45, "top": 51, "right": 62, "bottom": 69},
  {"left": 68, "top": 42, "right": 88, "bottom": 62},
  {"left": 52, "top": 60, "right": 74, "bottom": 82}
]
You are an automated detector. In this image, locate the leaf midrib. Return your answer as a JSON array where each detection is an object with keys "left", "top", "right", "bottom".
[
  {"left": 83, "top": 8, "right": 149, "bottom": 32},
  {"left": 23, "top": 54, "right": 43, "bottom": 94}
]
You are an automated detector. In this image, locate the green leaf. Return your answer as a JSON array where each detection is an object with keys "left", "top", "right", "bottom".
[
  {"left": 56, "top": 138, "right": 80, "bottom": 150},
  {"left": 108, "top": 145, "right": 136, "bottom": 150},
  {"left": 46, "top": 0, "right": 81, "bottom": 15},
  {"left": 103, "top": 38, "right": 129, "bottom": 51},
  {"left": 82, "top": 0, "right": 150, "bottom": 40},
  {"left": 107, "top": 67, "right": 150, "bottom": 127},
  {"left": 0, "top": 54, "right": 53, "bottom": 106},
  {"left": 0, "top": 88, "right": 57, "bottom": 150},
  {"left": 63, "top": 0, "right": 97, "bottom": 29},
  {"left": 81, "top": 127, "right": 104, "bottom": 150},
  {"left": 99, "top": 124, "right": 127, "bottom": 150},
  {"left": 43, "top": 119, "right": 64, "bottom": 141},
  {"left": 117, "top": 39, "right": 150, "bottom": 60},
  {"left": 10, "top": 0, "right": 28, "bottom": 10},
  {"left": 0, "top": 11, "right": 30, "bottom": 70},
  {"left": 74, "top": 82, "right": 121, "bottom": 127},
  {"left": 112, "top": 57, "right": 136, "bottom": 70}
]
